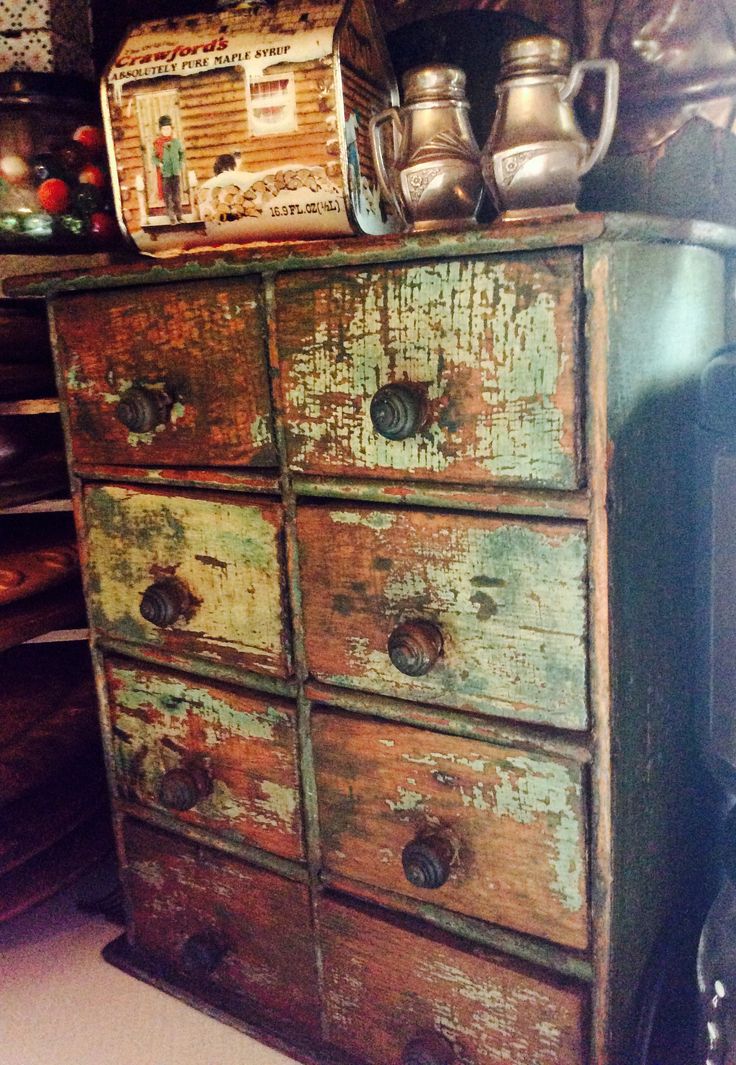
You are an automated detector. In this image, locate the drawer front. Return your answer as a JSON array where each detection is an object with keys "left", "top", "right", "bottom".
[
  {"left": 313, "top": 712, "right": 588, "bottom": 949},
  {"left": 52, "top": 280, "right": 276, "bottom": 469},
  {"left": 277, "top": 253, "right": 581, "bottom": 490},
  {"left": 84, "top": 485, "right": 290, "bottom": 677},
  {"left": 297, "top": 504, "right": 587, "bottom": 729},
  {"left": 123, "top": 821, "right": 319, "bottom": 1033},
  {"left": 106, "top": 658, "right": 303, "bottom": 861},
  {"left": 320, "top": 899, "right": 588, "bottom": 1065}
]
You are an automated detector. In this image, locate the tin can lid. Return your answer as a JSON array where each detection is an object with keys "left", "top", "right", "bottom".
[
  {"left": 500, "top": 35, "right": 572, "bottom": 79},
  {"left": 402, "top": 64, "right": 468, "bottom": 104}
]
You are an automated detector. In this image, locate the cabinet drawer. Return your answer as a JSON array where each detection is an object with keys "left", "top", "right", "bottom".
[
  {"left": 320, "top": 899, "right": 587, "bottom": 1065},
  {"left": 277, "top": 252, "right": 582, "bottom": 490},
  {"left": 297, "top": 504, "right": 587, "bottom": 729},
  {"left": 84, "top": 485, "right": 291, "bottom": 677},
  {"left": 123, "top": 821, "right": 319, "bottom": 1034},
  {"left": 52, "top": 280, "right": 276, "bottom": 469},
  {"left": 106, "top": 658, "right": 303, "bottom": 861},
  {"left": 313, "top": 712, "right": 588, "bottom": 949}
]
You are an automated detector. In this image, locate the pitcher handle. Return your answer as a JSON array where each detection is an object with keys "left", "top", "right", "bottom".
[
  {"left": 560, "top": 58, "right": 620, "bottom": 177},
  {"left": 369, "top": 107, "right": 407, "bottom": 226}
]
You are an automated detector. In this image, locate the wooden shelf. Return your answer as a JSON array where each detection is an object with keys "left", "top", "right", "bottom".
[
  {"left": 0, "top": 252, "right": 113, "bottom": 294},
  {"left": 0, "top": 398, "right": 60, "bottom": 415},
  {"left": 0, "top": 807, "right": 113, "bottom": 923},
  {"left": 25, "top": 628, "right": 90, "bottom": 644},
  {"left": 0, "top": 584, "right": 86, "bottom": 652},
  {"left": 2, "top": 497, "right": 72, "bottom": 514}
]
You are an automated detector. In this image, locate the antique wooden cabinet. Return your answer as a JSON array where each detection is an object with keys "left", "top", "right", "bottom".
[{"left": 21, "top": 213, "right": 731, "bottom": 1064}]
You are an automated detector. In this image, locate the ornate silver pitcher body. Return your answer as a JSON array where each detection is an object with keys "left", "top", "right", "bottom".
[
  {"left": 482, "top": 36, "right": 619, "bottom": 219},
  {"left": 370, "top": 64, "right": 483, "bottom": 232}
]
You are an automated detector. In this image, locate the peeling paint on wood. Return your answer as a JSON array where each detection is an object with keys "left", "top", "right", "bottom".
[
  {"left": 105, "top": 658, "right": 304, "bottom": 861},
  {"left": 51, "top": 280, "right": 277, "bottom": 469},
  {"left": 83, "top": 485, "right": 291, "bottom": 677},
  {"left": 313, "top": 712, "right": 588, "bottom": 949},
  {"left": 123, "top": 821, "right": 319, "bottom": 1032},
  {"left": 319, "top": 898, "right": 587, "bottom": 1065},
  {"left": 297, "top": 504, "right": 588, "bottom": 728},
  {"left": 277, "top": 252, "right": 582, "bottom": 490}
]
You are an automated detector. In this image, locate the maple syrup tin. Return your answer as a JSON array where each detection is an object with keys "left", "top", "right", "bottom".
[{"left": 101, "top": 0, "right": 398, "bottom": 255}]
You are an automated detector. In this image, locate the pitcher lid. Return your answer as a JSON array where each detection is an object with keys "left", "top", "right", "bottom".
[
  {"left": 500, "top": 35, "right": 572, "bottom": 79},
  {"left": 402, "top": 64, "right": 468, "bottom": 104}
]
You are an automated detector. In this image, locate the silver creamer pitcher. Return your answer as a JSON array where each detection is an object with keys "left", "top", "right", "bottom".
[
  {"left": 369, "top": 64, "right": 483, "bottom": 232},
  {"left": 482, "top": 36, "right": 619, "bottom": 219}
]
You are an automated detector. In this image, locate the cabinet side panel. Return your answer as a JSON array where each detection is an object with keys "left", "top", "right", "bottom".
[{"left": 587, "top": 241, "right": 725, "bottom": 1063}]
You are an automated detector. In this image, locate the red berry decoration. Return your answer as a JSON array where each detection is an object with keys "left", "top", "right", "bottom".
[
  {"left": 37, "top": 178, "right": 71, "bottom": 214},
  {"left": 73, "top": 125, "right": 106, "bottom": 156},
  {"left": 89, "top": 211, "right": 117, "bottom": 242},
  {"left": 79, "top": 164, "right": 106, "bottom": 189}
]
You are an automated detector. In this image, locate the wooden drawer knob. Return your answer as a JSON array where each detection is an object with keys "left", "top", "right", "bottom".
[
  {"left": 158, "top": 765, "right": 212, "bottom": 811},
  {"left": 402, "top": 834, "right": 453, "bottom": 890},
  {"left": 402, "top": 1031, "right": 455, "bottom": 1065},
  {"left": 140, "top": 578, "right": 189, "bottom": 628},
  {"left": 370, "top": 383, "right": 425, "bottom": 441},
  {"left": 388, "top": 620, "right": 443, "bottom": 677},
  {"left": 115, "top": 385, "right": 171, "bottom": 434},
  {"left": 181, "top": 932, "right": 226, "bottom": 978}
]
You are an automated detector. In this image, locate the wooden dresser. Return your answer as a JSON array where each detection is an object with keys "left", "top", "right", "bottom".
[{"left": 25, "top": 214, "right": 730, "bottom": 1065}]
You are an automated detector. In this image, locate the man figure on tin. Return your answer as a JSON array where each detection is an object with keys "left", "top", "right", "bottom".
[{"left": 153, "top": 115, "right": 185, "bottom": 223}]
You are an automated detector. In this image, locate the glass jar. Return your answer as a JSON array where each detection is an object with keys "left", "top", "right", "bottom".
[{"left": 0, "top": 72, "right": 118, "bottom": 251}]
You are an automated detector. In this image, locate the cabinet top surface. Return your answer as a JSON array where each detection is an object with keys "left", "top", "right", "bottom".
[{"left": 9, "top": 212, "right": 736, "bottom": 298}]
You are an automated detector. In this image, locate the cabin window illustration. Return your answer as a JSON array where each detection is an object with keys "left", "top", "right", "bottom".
[
  {"left": 136, "top": 90, "right": 190, "bottom": 218},
  {"left": 246, "top": 74, "right": 297, "bottom": 137}
]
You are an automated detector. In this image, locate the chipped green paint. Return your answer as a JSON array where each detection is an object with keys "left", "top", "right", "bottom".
[
  {"left": 278, "top": 253, "right": 580, "bottom": 490},
  {"left": 330, "top": 509, "right": 398, "bottom": 530},
  {"left": 320, "top": 898, "right": 587, "bottom": 1065},
  {"left": 301, "top": 506, "right": 588, "bottom": 729},
  {"left": 314, "top": 713, "right": 588, "bottom": 948},
  {"left": 257, "top": 780, "right": 298, "bottom": 826},
  {"left": 66, "top": 362, "right": 93, "bottom": 393},
  {"left": 385, "top": 786, "right": 426, "bottom": 814},
  {"left": 85, "top": 485, "right": 289, "bottom": 676},
  {"left": 107, "top": 661, "right": 303, "bottom": 860},
  {"left": 492, "top": 754, "right": 585, "bottom": 914},
  {"left": 110, "top": 665, "right": 286, "bottom": 741}
]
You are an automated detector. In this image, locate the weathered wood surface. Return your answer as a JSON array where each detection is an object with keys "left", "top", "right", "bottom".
[
  {"left": 105, "top": 658, "right": 304, "bottom": 862},
  {"left": 313, "top": 711, "right": 588, "bottom": 949},
  {"left": 83, "top": 485, "right": 291, "bottom": 677},
  {"left": 583, "top": 241, "right": 726, "bottom": 1064},
  {"left": 123, "top": 821, "right": 320, "bottom": 1033},
  {"left": 77, "top": 464, "right": 281, "bottom": 497},
  {"left": 51, "top": 280, "right": 276, "bottom": 469},
  {"left": 277, "top": 253, "right": 582, "bottom": 490},
  {"left": 319, "top": 898, "right": 588, "bottom": 1065},
  {"left": 15, "top": 214, "right": 736, "bottom": 300},
  {"left": 292, "top": 475, "right": 590, "bottom": 520},
  {"left": 297, "top": 504, "right": 588, "bottom": 728}
]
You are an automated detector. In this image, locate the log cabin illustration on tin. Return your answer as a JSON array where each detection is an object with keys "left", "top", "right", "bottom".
[{"left": 102, "top": 0, "right": 397, "bottom": 254}]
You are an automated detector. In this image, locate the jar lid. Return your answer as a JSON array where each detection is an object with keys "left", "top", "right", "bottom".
[
  {"left": 0, "top": 71, "right": 95, "bottom": 103},
  {"left": 402, "top": 64, "right": 468, "bottom": 104},
  {"left": 500, "top": 35, "right": 572, "bottom": 79}
]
